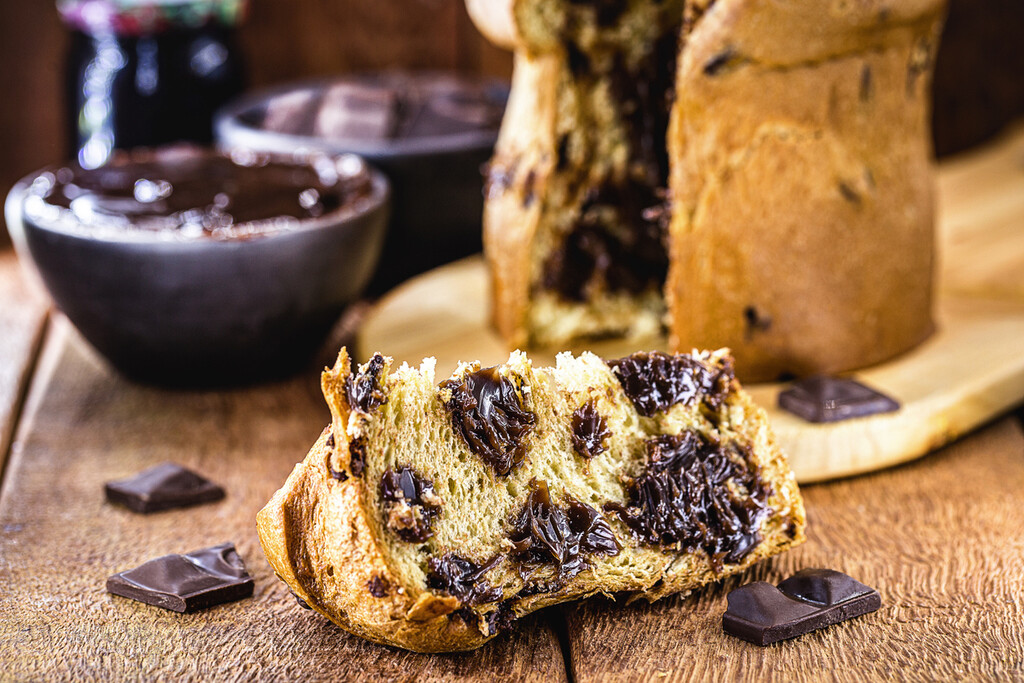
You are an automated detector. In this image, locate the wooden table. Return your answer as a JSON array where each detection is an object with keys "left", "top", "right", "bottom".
[{"left": 2, "top": 139, "right": 1024, "bottom": 680}]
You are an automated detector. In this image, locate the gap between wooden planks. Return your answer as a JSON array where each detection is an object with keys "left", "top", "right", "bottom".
[{"left": 0, "top": 317, "right": 567, "bottom": 681}]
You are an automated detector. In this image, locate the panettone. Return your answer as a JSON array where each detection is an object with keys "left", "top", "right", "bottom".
[{"left": 474, "top": 0, "right": 944, "bottom": 382}]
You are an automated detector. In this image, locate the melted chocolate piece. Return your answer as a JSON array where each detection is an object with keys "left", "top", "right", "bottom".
[
  {"left": 838, "top": 181, "right": 862, "bottom": 204},
  {"left": 703, "top": 47, "right": 738, "bottom": 76},
  {"left": 427, "top": 553, "right": 503, "bottom": 605},
  {"left": 327, "top": 459, "right": 348, "bottom": 482},
  {"left": 379, "top": 467, "right": 442, "bottom": 543},
  {"left": 860, "top": 64, "right": 874, "bottom": 102},
  {"left": 105, "top": 462, "right": 224, "bottom": 514},
  {"left": 723, "top": 569, "right": 881, "bottom": 646},
  {"left": 607, "top": 351, "right": 734, "bottom": 418},
  {"left": 542, "top": 180, "right": 669, "bottom": 302},
  {"left": 349, "top": 438, "right": 367, "bottom": 477},
  {"left": 605, "top": 432, "right": 770, "bottom": 569},
  {"left": 743, "top": 306, "right": 772, "bottom": 340},
  {"left": 484, "top": 159, "right": 518, "bottom": 199},
  {"left": 522, "top": 170, "right": 538, "bottom": 208},
  {"left": 485, "top": 602, "right": 517, "bottom": 636},
  {"left": 442, "top": 367, "right": 536, "bottom": 476},
  {"left": 291, "top": 591, "right": 313, "bottom": 610},
  {"left": 777, "top": 376, "right": 899, "bottom": 424},
  {"left": 106, "top": 543, "right": 254, "bottom": 613},
  {"left": 567, "top": 0, "right": 630, "bottom": 27},
  {"left": 571, "top": 400, "right": 611, "bottom": 459},
  {"left": 367, "top": 575, "right": 390, "bottom": 598},
  {"left": 509, "top": 480, "right": 619, "bottom": 589},
  {"left": 345, "top": 353, "right": 387, "bottom": 414}
]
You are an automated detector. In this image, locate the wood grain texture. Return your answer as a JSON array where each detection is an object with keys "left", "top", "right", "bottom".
[
  {"left": 0, "top": 318, "right": 565, "bottom": 681},
  {"left": 937, "top": 122, "right": 1024, "bottom": 300},
  {"left": 0, "top": 250, "right": 48, "bottom": 476},
  {"left": 563, "top": 418, "right": 1024, "bottom": 683}
]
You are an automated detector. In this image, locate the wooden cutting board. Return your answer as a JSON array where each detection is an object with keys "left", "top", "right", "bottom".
[{"left": 358, "top": 125, "right": 1024, "bottom": 483}]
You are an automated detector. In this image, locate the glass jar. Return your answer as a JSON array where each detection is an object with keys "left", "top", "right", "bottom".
[{"left": 59, "top": 0, "right": 247, "bottom": 168}]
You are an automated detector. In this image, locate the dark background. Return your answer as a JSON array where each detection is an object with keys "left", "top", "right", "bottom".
[
  {"left": 1, "top": 0, "right": 1022, "bottom": 246},
  {"left": 0, "top": 0, "right": 514, "bottom": 245}
]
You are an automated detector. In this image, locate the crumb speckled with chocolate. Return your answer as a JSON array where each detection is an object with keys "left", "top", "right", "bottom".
[{"left": 346, "top": 354, "right": 387, "bottom": 414}]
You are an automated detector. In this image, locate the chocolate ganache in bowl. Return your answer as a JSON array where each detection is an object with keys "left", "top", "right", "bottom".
[{"left": 7, "top": 146, "right": 389, "bottom": 385}]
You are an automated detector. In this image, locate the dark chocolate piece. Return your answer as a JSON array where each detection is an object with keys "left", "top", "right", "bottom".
[
  {"left": 509, "top": 480, "right": 619, "bottom": 589},
  {"left": 743, "top": 305, "right": 772, "bottom": 340},
  {"left": 838, "top": 181, "right": 862, "bottom": 205},
  {"left": 604, "top": 433, "right": 769, "bottom": 570},
  {"left": 484, "top": 601, "right": 517, "bottom": 636},
  {"left": 104, "top": 462, "right": 224, "bottom": 514},
  {"left": 427, "top": 553, "right": 503, "bottom": 605},
  {"left": 106, "top": 543, "right": 254, "bottom": 613},
  {"left": 607, "top": 351, "right": 734, "bottom": 417},
  {"left": 349, "top": 438, "right": 367, "bottom": 477},
  {"left": 723, "top": 568, "right": 882, "bottom": 646},
  {"left": 570, "top": 399, "right": 611, "bottom": 459},
  {"left": 441, "top": 366, "right": 536, "bottom": 476},
  {"left": 379, "top": 466, "right": 443, "bottom": 543},
  {"left": 345, "top": 353, "right": 387, "bottom": 414},
  {"left": 777, "top": 376, "right": 899, "bottom": 423},
  {"left": 704, "top": 48, "right": 737, "bottom": 76},
  {"left": 367, "top": 575, "right": 390, "bottom": 598},
  {"left": 859, "top": 64, "right": 873, "bottom": 102},
  {"left": 291, "top": 590, "right": 313, "bottom": 610}
]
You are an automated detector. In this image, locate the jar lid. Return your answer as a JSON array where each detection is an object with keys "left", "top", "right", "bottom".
[{"left": 58, "top": 0, "right": 247, "bottom": 35}]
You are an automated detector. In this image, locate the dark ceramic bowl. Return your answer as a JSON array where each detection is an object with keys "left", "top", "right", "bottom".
[
  {"left": 214, "top": 71, "right": 508, "bottom": 293},
  {"left": 5, "top": 153, "right": 389, "bottom": 387}
]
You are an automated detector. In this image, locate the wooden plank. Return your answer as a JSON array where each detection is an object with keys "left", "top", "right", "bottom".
[
  {"left": 0, "top": 250, "right": 48, "bottom": 476},
  {"left": 0, "top": 318, "right": 566, "bottom": 681},
  {"left": 563, "top": 418, "right": 1024, "bottom": 682},
  {"left": 937, "top": 123, "right": 1024, "bottom": 300}
]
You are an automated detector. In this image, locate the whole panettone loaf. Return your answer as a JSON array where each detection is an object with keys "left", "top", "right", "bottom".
[
  {"left": 257, "top": 347, "right": 805, "bottom": 652},
  {"left": 476, "top": 0, "right": 944, "bottom": 382}
]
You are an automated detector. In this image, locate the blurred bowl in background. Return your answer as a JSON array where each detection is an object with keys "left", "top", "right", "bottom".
[
  {"left": 6, "top": 146, "right": 389, "bottom": 386},
  {"left": 215, "top": 71, "right": 508, "bottom": 293}
]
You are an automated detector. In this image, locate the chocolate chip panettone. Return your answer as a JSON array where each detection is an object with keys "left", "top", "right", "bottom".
[
  {"left": 474, "top": 0, "right": 944, "bottom": 382},
  {"left": 257, "top": 347, "right": 805, "bottom": 652}
]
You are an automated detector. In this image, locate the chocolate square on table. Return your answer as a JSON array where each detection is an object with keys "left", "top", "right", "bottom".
[
  {"left": 105, "top": 462, "right": 224, "bottom": 513},
  {"left": 777, "top": 376, "right": 899, "bottom": 423},
  {"left": 723, "top": 568, "right": 881, "bottom": 646},
  {"left": 107, "top": 543, "right": 254, "bottom": 613}
]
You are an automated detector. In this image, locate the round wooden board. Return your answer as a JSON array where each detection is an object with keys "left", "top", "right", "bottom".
[
  {"left": 358, "top": 127, "right": 1024, "bottom": 483},
  {"left": 357, "top": 257, "right": 1024, "bottom": 483}
]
